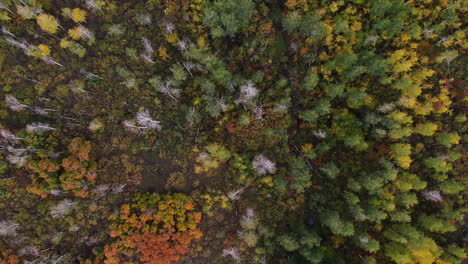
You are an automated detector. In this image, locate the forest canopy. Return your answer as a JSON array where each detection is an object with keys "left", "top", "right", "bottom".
[{"left": 0, "top": 0, "right": 466, "bottom": 263}]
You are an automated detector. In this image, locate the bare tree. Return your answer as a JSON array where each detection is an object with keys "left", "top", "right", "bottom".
[
  {"left": 240, "top": 208, "right": 258, "bottom": 230},
  {"left": 69, "top": 225, "right": 80, "bottom": 232},
  {"left": 137, "top": 13, "right": 152, "bottom": 25},
  {"left": 69, "top": 80, "right": 87, "bottom": 93},
  {"left": 80, "top": 68, "right": 103, "bottom": 80},
  {"left": 50, "top": 189, "right": 63, "bottom": 196},
  {"left": 42, "top": 56, "right": 64, "bottom": 67},
  {"left": 157, "top": 80, "right": 181, "bottom": 101},
  {"left": 377, "top": 103, "right": 395, "bottom": 113},
  {"left": 183, "top": 61, "right": 195, "bottom": 76},
  {"left": 50, "top": 253, "right": 71, "bottom": 264},
  {"left": 245, "top": 208, "right": 255, "bottom": 218},
  {"left": 17, "top": 75, "right": 43, "bottom": 84},
  {"left": 88, "top": 119, "right": 103, "bottom": 131},
  {"left": 5, "top": 95, "right": 29, "bottom": 111},
  {"left": 112, "top": 184, "right": 126, "bottom": 193},
  {"left": 50, "top": 199, "right": 77, "bottom": 218},
  {"left": 136, "top": 110, "right": 162, "bottom": 131},
  {"left": 186, "top": 107, "right": 199, "bottom": 126},
  {"left": 273, "top": 103, "right": 288, "bottom": 113},
  {"left": 32, "top": 106, "right": 56, "bottom": 116},
  {"left": 252, "top": 155, "right": 276, "bottom": 175},
  {"left": 18, "top": 246, "right": 39, "bottom": 257},
  {"left": 1, "top": 26, "right": 14, "bottom": 36},
  {"left": 77, "top": 25, "right": 95, "bottom": 41},
  {"left": 216, "top": 98, "right": 228, "bottom": 112},
  {"left": 421, "top": 190, "right": 443, "bottom": 202},
  {"left": 236, "top": 81, "right": 258, "bottom": 105},
  {"left": 122, "top": 120, "right": 144, "bottom": 133},
  {"left": 93, "top": 184, "right": 110, "bottom": 196},
  {"left": 313, "top": 130, "right": 327, "bottom": 139},
  {"left": 7, "top": 155, "right": 28, "bottom": 166},
  {"left": 0, "top": 2, "right": 13, "bottom": 13},
  {"left": 26, "top": 122, "right": 55, "bottom": 133},
  {"left": 16, "top": 4, "right": 40, "bottom": 18},
  {"left": 222, "top": 247, "right": 241, "bottom": 263},
  {"left": 227, "top": 187, "right": 246, "bottom": 201},
  {"left": 140, "top": 53, "right": 155, "bottom": 64},
  {"left": 0, "top": 128, "right": 23, "bottom": 143},
  {"left": 252, "top": 105, "right": 264, "bottom": 120},
  {"left": 164, "top": 22, "right": 175, "bottom": 33},
  {"left": 84, "top": 0, "right": 102, "bottom": 11},
  {"left": 4, "top": 37, "right": 29, "bottom": 52},
  {"left": 141, "top": 37, "right": 154, "bottom": 54},
  {"left": 0, "top": 220, "right": 19, "bottom": 237},
  {"left": 178, "top": 39, "right": 188, "bottom": 52},
  {"left": 6, "top": 146, "right": 31, "bottom": 156}
]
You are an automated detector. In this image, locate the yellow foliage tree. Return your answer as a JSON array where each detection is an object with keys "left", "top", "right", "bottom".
[
  {"left": 38, "top": 44, "right": 51, "bottom": 56},
  {"left": 414, "top": 123, "right": 438, "bottom": 136},
  {"left": 391, "top": 143, "right": 413, "bottom": 169},
  {"left": 68, "top": 26, "right": 81, "bottom": 40},
  {"left": 158, "top": 46, "right": 169, "bottom": 61},
  {"left": 389, "top": 49, "right": 418, "bottom": 74},
  {"left": 71, "top": 8, "right": 87, "bottom": 22},
  {"left": 37, "top": 13, "right": 59, "bottom": 33}
]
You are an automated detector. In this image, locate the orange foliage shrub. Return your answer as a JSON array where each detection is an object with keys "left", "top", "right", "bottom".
[
  {"left": 0, "top": 250, "right": 19, "bottom": 264},
  {"left": 68, "top": 137, "right": 91, "bottom": 162},
  {"left": 26, "top": 137, "right": 96, "bottom": 198},
  {"left": 104, "top": 193, "right": 202, "bottom": 264}
]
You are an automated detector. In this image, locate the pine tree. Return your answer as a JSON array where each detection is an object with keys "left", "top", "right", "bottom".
[{"left": 202, "top": 0, "right": 255, "bottom": 37}]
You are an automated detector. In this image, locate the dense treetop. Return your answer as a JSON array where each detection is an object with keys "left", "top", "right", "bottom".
[{"left": 0, "top": 0, "right": 466, "bottom": 263}]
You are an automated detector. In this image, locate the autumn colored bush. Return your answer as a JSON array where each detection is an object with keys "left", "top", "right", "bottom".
[
  {"left": 26, "top": 137, "right": 96, "bottom": 198},
  {"left": 104, "top": 193, "right": 202, "bottom": 264},
  {"left": 0, "top": 250, "right": 19, "bottom": 264}
]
